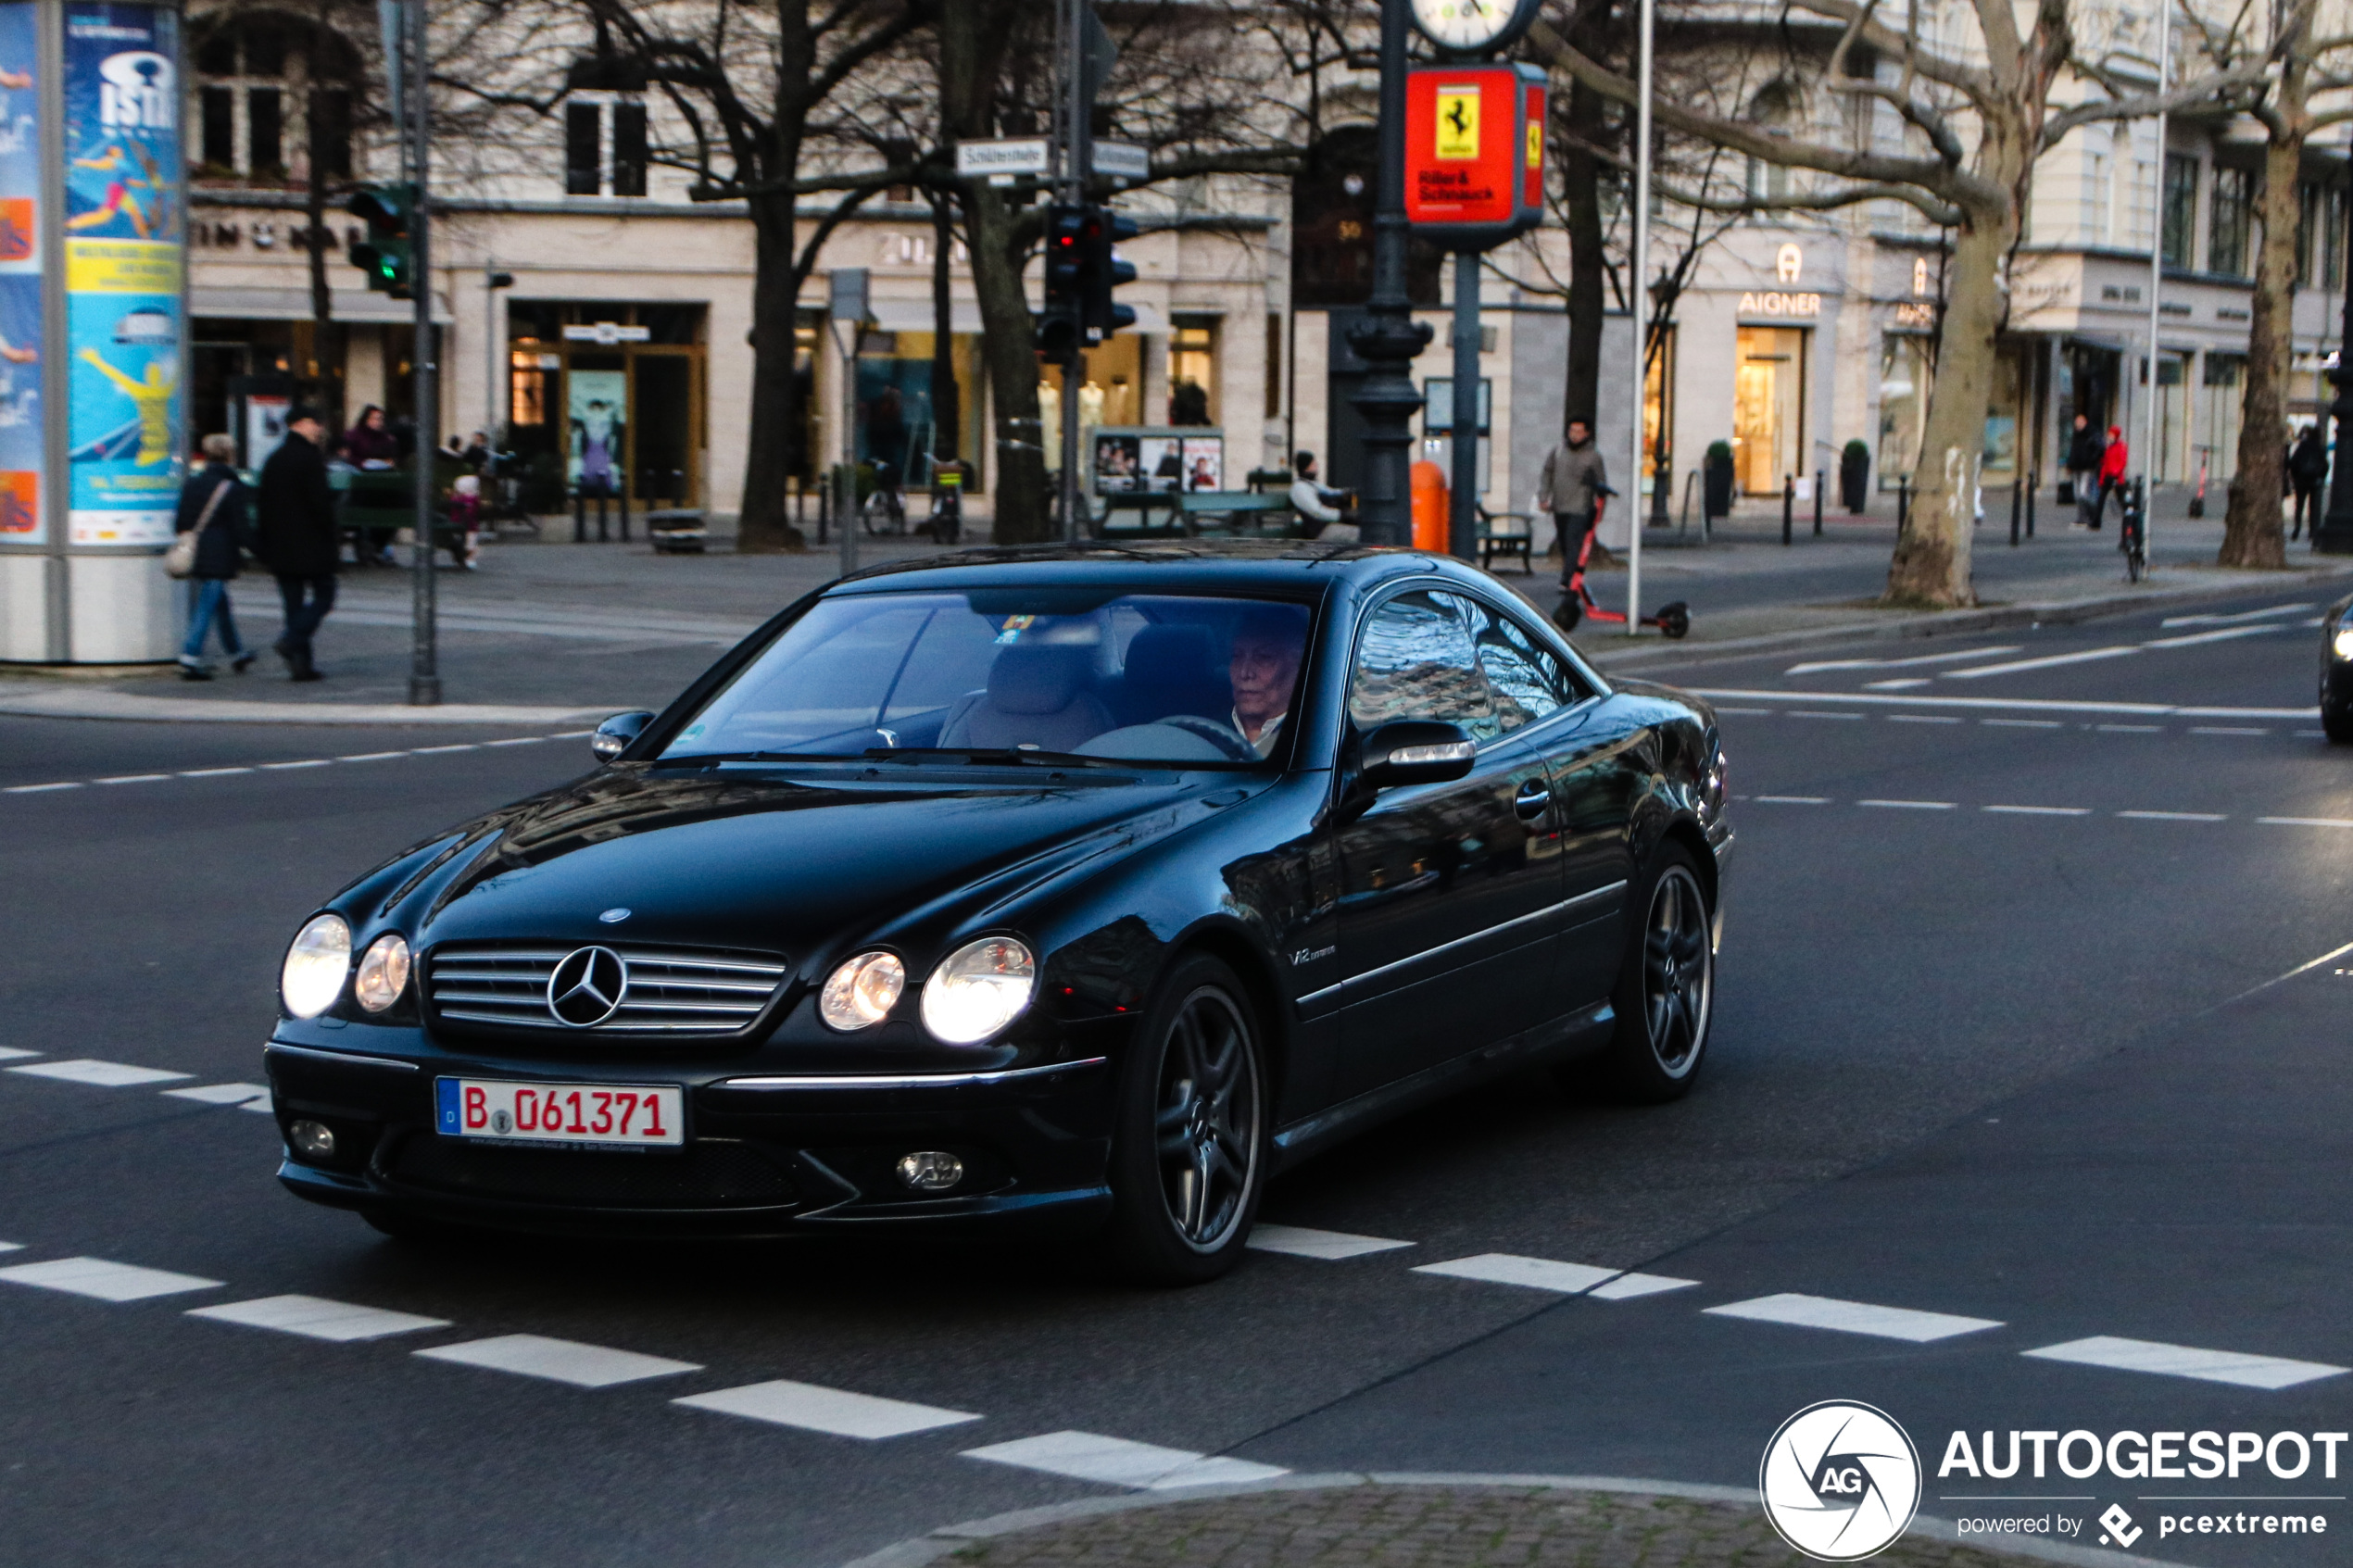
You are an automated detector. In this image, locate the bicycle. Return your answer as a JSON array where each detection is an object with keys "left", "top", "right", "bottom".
[
  {"left": 859, "top": 458, "right": 908, "bottom": 536},
  {"left": 2120, "top": 476, "right": 2147, "bottom": 583}
]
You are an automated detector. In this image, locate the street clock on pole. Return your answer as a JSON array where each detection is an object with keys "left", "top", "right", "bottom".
[{"left": 1409, "top": 0, "right": 1541, "bottom": 56}]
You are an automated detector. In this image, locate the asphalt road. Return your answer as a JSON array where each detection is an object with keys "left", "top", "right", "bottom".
[{"left": 2, "top": 586, "right": 2348, "bottom": 1567}]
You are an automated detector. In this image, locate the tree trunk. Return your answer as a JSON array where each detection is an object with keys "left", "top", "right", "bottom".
[
  {"left": 1558, "top": 2, "right": 1614, "bottom": 433},
  {"left": 2221, "top": 58, "right": 2307, "bottom": 570},
  {"left": 932, "top": 190, "right": 960, "bottom": 466},
  {"left": 965, "top": 187, "right": 1051, "bottom": 542},
  {"left": 1885, "top": 192, "right": 2015, "bottom": 607},
  {"left": 736, "top": 194, "right": 810, "bottom": 552}
]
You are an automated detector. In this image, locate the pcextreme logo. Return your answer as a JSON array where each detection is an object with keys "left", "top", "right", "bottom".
[{"left": 1759, "top": 1400, "right": 1923, "bottom": 1561}]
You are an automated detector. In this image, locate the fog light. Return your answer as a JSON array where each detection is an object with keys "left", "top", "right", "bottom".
[
  {"left": 288, "top": 1119, "right": 336, "bottom": 1160},
  {"left": 895, "top": 1150, "right": 963, "bottom": 1192}
]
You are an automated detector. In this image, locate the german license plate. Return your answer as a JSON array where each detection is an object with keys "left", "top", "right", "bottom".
[{"left": 435, "top": 1077, "right": 684, "bottom": 1148}]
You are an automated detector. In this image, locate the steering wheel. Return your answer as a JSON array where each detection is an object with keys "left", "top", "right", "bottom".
[{"left": 1156, "top": 714, "right": 1263, "bottom": 762}]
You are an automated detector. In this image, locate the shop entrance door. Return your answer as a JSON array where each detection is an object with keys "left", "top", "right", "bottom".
[{"left": 1734, "top": 326, "right": 1806, "bottom": 495}]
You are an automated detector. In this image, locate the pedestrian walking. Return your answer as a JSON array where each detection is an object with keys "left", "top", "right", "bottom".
[
  {"left": 2289, "top": 423, "right": 2329, "bottom": 540},
  {"left": 2067, "top": 414, "right": 2104, "bottom": 529},
  {"left": 2095, "top": 426, "right": 2129, "bottom": 531},
  {"left": 173, "top": 433, "right": 256, "bottom": 681},
  {"left": 1539, "top": 417, "right": 1608, "bottom": 590},
  {"left": 256, "top": 407, "right": 338, "bottom": 683}
]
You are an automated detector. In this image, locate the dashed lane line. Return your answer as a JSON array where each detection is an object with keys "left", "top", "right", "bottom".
[
  {"left": 1983, "top": 805, "right": 2092, "bottom": 816},
  {"left": 963, "top": 1431, "right": 1289, "bottom": 1489},
  {"left": 1754, "top": 795, "right": 1828, "bottom": 804},
  {"left": 1889, "top": 715, "right": 1962, "bottom": 724},
  {"left": 7, "top": 1059, "right": 190, "bottom": 1087},
  {"left": 2024, "top": 1336, "right": 2348, "bottom": 1391},
  {"left": 1789, "top": 710, "right": 1866, "bottom": 720},
  {"left": 1589, "top": 1272, "right": 1703, "bottom": 1299},
  {"left": 0, "top": 1047, "right": 39, "bottom": 1060},
  {"left": 1692, "top": 688, "right": 2314, "bottom": 720},
  {"left": 1786, "top": 646, "right": 2022, "bottom": 675},
  {"left": 1857, "top": 798, "right": 1957, "bottom": 810},
  {"left": 1982, "top": 718, "right": 2062, "bottom": 729},
  {"left": 674, "top": 1380, "right": 983, "bottom": 1439},
  {"left": 1247, "top": 1224, "right": 1416, "bottom": 1261},
  {"left": 162, "top": 1082, "right": 272, "bottom": 1108},
  {"left": 1705, "top": 1292, "right": 2004, "bottom": 1344},
  {"left": 0, "top": 1257, "right": 221, "bottom": 1302},
  {"left": 1945, "top": 646, "right": 2139, "bottom": 679},
  {"left": 2119, "top": 810, "right": 2228, "bottom": 822},
  {"left": 0, "top": 729, "right": 595, "bottom": 796},
  {"left": 1415, "top": 1255, "right": 1619, "bottom": 1294},
  {"left": 414, "top": 1334, "right": 702, "bottom": 1388},
  {"left": 189, "top": 1295, "right": 450, "bottom": 1342},
  {"left": 2161, "top": 603, "right": 2317, "bottom": 627},
  {"left": 2259, "top": 816, "right": 2353, "bottom": 829}
]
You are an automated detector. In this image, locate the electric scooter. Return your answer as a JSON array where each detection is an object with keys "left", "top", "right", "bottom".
[{"left": 1551, "top": 487, "right": 1691, "bottom": 638}]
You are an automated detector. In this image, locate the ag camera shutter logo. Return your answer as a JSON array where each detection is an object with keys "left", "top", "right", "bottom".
[{"left": 1760, "top": 1400, "right": 1923, "bottom": 1561}]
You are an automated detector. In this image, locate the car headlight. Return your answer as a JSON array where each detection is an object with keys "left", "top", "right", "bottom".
[
  {"left": 2333, "top": 626, "right": 2353, "bottom": 661},
  {"left": 281, "top": 913, "right": 352, "bottom": 1019},
  {"left": 820, "top": 951, "right": 905, "bottom": 1030},
  {"left": 920, "top": 937, "right": 1036, "bottom": 1044},
  {"left": 354, "top": 934, "right": 411, "bottom": 1013}
]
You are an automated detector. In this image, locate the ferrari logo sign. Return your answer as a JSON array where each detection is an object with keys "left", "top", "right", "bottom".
[{"left": 1435, "top": 86, "right": 1480, "bottom": 159}]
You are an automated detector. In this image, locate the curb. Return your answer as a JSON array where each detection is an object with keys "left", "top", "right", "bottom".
[
  {"left": 837, "top": 1472, "right": 2200, "bottom": 1568},
  {"left": 0, "top": 684, "right": 616, "bottom": 726},
  {"left": 1574, "top": 563, "right": 2353, "bottom": 674}
]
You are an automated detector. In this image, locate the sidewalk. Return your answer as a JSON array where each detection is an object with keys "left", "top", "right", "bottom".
[
  {"left": 1, "top": 499, "right": 2342, "bottom": 722},
  {"left": 848, "top": 1479, "right": 2180, "bottom": 1568}
]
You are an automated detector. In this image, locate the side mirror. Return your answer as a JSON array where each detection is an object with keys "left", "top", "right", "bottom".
[
  {"left": 1355, "top": 721, "right": 1475, "bottom": 791},
  {"left": 591, "top": 710, "right": 656, "bottom": 763}
]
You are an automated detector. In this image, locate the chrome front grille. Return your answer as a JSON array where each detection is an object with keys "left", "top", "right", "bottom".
[{"left": 426, "top": 942, "right": 788, "bottom": 1034}]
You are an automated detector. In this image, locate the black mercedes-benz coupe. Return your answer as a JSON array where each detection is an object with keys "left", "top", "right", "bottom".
[{"left": 265, "top": 542, "right": 1730, "bottom": 1282}]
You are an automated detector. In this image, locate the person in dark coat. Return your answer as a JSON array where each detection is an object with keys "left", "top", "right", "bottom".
[
  {"left": 343, "top": 404, "right": 400, "bottom": 468},
  {"left": 2067, "top": 414, "right": 2105, "bottom": 529},
  {"left": 174, "top": 433, "right": 256, "bottom": 680},
  {"left": 256, "top": 408, "right": 338, "bottom": 681},
  {"left": 2289, "top": 424, "right": 2330, "bottom": 540}
]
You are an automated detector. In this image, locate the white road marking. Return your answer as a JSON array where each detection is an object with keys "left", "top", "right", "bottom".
[
  {"left": 414, "top": 1334, "right": 700, "bottom": 1387},
  {"left": 1982, "top": 719, "right": 2062, "bottom": 728},
  {"left": 188, "top": 1294, "right": 449, "bottom": 1342},
  {"left": 2160, "top": 603, "right": 2312, "bottom": 627},
  {"left": 1945, "top": 646, "right": 2138, "bottom": 679},
  {"left": 1587, "top": 1272, "right": 1700, "bottom": 1300},
  {"left": 1706, "top": 1292, "right": 2003, "bottom": 1342},
  {"left": 2144, "top": 625, "right": 2290, "bottom": 648},
  {"left": 335, "top": 751, "right": 409, "bottom": 763},
  {"left": 0, "top": 1240, "right": 18, "bottom": 1252},
  {"left": 0, "top": 1257, "right": 221, "bottom": 1301},
  {"left": 2189, "top": 726, "right": 2269, "bottom": 736},
  {"left": 177, "top": 767, "right": 254, "bottom": 777},
  {"left": 963, "top": 1431, "right": 1289, "bottom": 1489},
  {"left": 1691, "top": 688, "right": 2312, "bottom": 720},
  {"left": 674, "top": 1379, "right": 982, "bottom": 1439},
  {"left": 1862, "top": 679, "right": 1932, "bottom": 690},
  {"left": 1755, "top": 795, "right": 1830, "bottom": 804},
  {"left": 2095, "top": 723, "right": 2163, "bottom": 733},
  {"left": 1889, "top": 715, "right": 1962, "bottom": 724},
  {"left": 259, "top": 759, "right": 332, "bottom": 771},
  {"left": 94, "top": 773, "right": 169, "bottom": 785},
  {"left": 0, "top": 1047, "right": 39, "bottom": 1060},
  {"left": 8, "top": 1059, "right": 191, "bottom": 1087},
  {"left": 2024, "top": 1336, "right": 2347, "bottom": 1391},
  {"left": 2118, "top": 809, "right": 2226, "bottom": 822},
  {"left": 1709, "top": 707, "right": 1772, "bottom": 715},
  {"left": 1413, "top": 1254, "right": 1620, "bottom": 1294},
  {"left": 1786, "top": 646, "right": 2020, "bottom": 675},
  {"left": 1858, "top": 799, "right": 1957, "bottom": 810},
  {"left": 2259, "top": 816, "right": 2353, "bottom": 829},
  {"left": 411, "top": 743, "right": 479, "bottom": 753},
  {"left": 485, "top": 736, "right": 547, "bottom": 747},
  {"left": 163, "top": 1083, "right": 272, "bottom": 1106},
  {"left": 1, "top": 732, "right": 586, "bottom": 798},
  {"left": 1246, "top": 1224, "right": 1415, "bottom": 1260},
  {"left": 1983, "top": 805, "right": 2091, "bottom": 816},
  {"left": 3, "top": 782, "right": 82, "bottom": 794},
  {"left": 1789, "top": 710, "right": 1866, "bottom": 720}
]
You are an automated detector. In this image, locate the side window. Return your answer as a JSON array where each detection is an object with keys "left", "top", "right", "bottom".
[
  {"left": 1348, "top": 590, "right": 1500, "bottom": 742},
  {"left": 1470, "top": 603, "right": 1586, "bottom": 731}
]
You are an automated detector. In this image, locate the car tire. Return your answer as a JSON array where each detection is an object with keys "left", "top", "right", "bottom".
[
  {"left": 2324, "top": 702, "right": 2353, "bottom": 745},
  {"left": 1101, "top": 954, "right": 1270, "bottom": 1286},
  {"left": 1590, "top": 843, "right": 1715, "bottom": 1103}
]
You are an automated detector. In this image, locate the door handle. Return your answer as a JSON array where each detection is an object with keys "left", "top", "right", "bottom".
[{"left": 1513, "top": 780, "right": 1553, "bottom": 820}]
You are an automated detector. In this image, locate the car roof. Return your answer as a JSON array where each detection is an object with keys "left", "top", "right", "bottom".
[{"left": 824, "top": 539, "right": 1487, "bottom": 598}]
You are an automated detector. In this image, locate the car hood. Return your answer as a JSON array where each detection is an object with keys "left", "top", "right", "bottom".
[{"left": 402, "top": 763, "right": 1214, "bottom": 960}]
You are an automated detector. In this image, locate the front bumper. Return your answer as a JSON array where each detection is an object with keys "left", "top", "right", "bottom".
[{"left": 265, "top": 1040, "right": 1116, "bottom": 1240}]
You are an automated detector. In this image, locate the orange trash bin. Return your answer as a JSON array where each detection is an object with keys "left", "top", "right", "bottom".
[{"left": 1411, "top": 460, "right": 1448, "bottom": 552}]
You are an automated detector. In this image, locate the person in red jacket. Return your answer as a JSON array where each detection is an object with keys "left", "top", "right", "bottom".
[{"left": 2093, "top": 426, "right": 2129, "bottom": 531}]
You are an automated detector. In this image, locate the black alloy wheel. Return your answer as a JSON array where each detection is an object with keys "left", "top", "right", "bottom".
[
  {"left": 1592, "top": 844, "right": 1714, "bottom": 1102},
  {"left": 1104, "top": 955, "right": 1267, "bottom": 1284}
]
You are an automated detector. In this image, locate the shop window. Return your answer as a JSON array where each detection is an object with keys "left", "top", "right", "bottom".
[
  {"left": 2302, "top": 182, "right": 2345, "bottom": 290},
  {"left": 2160, "top": 154, "right": 2198, "bottom": 269},
  {"left": 2208, "top": 167, "right": 2251, "bottom": 278},
  {"left": 189, "top": 15, "right": 359, "bottom": 184},
  {"left": 563, "top": 96, "right": 650, "bottom": 198},
  {"left": 1169, "top": 316, "right": 1217, "bottom": 426},
  {"left": 1643, "top": 325, "right": 1675, "bottom": 494}
]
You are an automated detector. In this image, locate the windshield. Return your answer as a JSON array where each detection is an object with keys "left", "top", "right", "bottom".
[{"left": 660, "top": 590, "right": 1315, "bottom": 768}]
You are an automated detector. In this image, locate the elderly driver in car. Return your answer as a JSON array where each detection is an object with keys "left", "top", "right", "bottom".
[{"left": 1229, "top": 610, "right": 1305, "bottom": 758}]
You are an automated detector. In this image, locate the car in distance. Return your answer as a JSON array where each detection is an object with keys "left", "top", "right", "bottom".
[
  {"left": 2322, "top": 594, "right": 2353, "bottom": 743},
  {"left": 265, "top": 543, "right": 1731, "bottom": 1283}
]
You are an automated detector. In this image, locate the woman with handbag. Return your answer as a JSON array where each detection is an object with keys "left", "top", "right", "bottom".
[{"left": 171, "top": 433, "right": 257, "bottom": 680}]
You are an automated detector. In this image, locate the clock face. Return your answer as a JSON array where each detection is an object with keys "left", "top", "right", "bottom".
[{"left": 1411, "top": 0, "right": 1531, "bottom": 53}]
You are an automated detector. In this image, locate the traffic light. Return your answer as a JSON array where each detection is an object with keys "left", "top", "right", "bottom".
[
  {"left": 1036, "top": 204, "right": 1087, "bottom": 362},
  {"left": 346, "top": 184, "right": 416, "bottom": 298},
  {"left": 1080, "top": 207, "right": 1138, "bottom": 338}
]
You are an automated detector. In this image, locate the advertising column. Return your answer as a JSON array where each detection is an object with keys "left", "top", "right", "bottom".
[
  {"left": 0, "top": 0, "right": 44, "bottom": 658},
  {"left": 59, "top": 0, "right": 180, "bottom": 659}
]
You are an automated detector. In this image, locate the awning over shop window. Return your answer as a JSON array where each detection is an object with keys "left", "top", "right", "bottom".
[{"left": 192, "top": 284, "right": 453, "bottom": 325}]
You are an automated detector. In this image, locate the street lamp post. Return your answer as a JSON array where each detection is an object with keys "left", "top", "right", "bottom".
[
  {"left": 1348, "top": 0, "right": 1433, "bottom": 546},
  {"left": 1625, "top": 0, "right": 1653, "bottom": 632},
  {"left": 2317, "top": 182, "right": 2353, "bottom": 554}
]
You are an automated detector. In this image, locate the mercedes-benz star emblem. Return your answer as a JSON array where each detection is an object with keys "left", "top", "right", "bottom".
[{"left": 547, "top": 945, "right": 628, "bottom": 1027}]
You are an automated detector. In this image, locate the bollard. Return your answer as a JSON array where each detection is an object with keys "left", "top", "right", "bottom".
[
  {"left": 1782, "top": 474, "right": 1793, "bottom": 545},
  {"left": 573, "top": 487, "right": 585, "bottom": 543},
  {"left": 1813, "top": 470, "right": 1824, "bottom": 536},
  {"left": 1897, "top": 476, "right": 1908, "bottom": 531},
  {"left": 2009, "top": 480, "right": 2021, "bottom": 546},
  {"left": 2026, "top": 468, "right": 2036, "bottom": 538}
]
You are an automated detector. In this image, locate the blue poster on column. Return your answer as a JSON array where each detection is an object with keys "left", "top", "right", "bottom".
[
  {"left": 0, "top": 2, "right": 43, "bottom": 542},
  {"left": 64, "top": 1, "right": 182, "bottom": 546}
]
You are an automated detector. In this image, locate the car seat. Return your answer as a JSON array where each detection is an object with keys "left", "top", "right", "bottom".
[
  {"left": 1116, "top": 624, "right": 1231, "bottom": 728},
  {"left": 936, "top": 643, "right": 1114, "bottom": 752}
]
